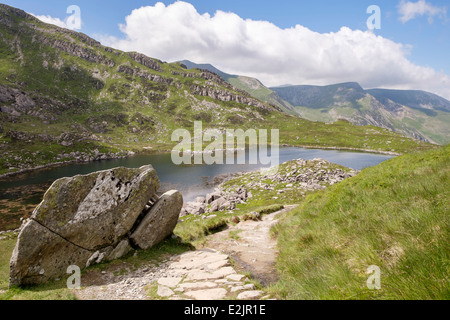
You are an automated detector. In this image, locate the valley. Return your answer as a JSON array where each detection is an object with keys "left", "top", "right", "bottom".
[{"left": 0, "top": 3, "right": 447, "bottom": 302}]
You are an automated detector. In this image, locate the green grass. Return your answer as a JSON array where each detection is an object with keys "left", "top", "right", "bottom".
[
  {"left": 0, "top": 233, "right": 77, "bottom": 300},
  {"left": 0, "top": 236, "right": 16, "bottom": 292},
  {"left": 229, "top": 229, "right": 244, "bottom": 241},
  {"left": 175, "top": 215, "right": 229, "bottom": 244},
  {"left": 269, "top": 145, "right": 450, "bottom": 300},
  {"left": 1, "top": 281, "right": 78, "bottom": 300}
]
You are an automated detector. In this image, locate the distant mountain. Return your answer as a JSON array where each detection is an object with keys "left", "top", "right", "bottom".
[
  {"left": 178, "top": 60, "right": 297, "bottom": 115},
  {"left": 179, "top": 61, "right": 450, "bottom": 145},
  {"left": 272, "top": 84, "right": 450, "bottom": 145},
  {"left": 179, "top": 60, "right": 237, "bottom": 82},
  {"left": 272, "top": 82, "right": 366, "bottom": 109},
  {"left": 366, "top": 89, "right": 450, "bottom": 114}
]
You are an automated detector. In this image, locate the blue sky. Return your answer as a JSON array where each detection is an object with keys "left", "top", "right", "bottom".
[{"left": 2, "top": 0, "right": 450, "bottom": 97}]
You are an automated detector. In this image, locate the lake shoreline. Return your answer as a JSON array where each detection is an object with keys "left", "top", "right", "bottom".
[
  {"left": 0, "top": 145, "right": 400, "bottom": 180},
  {"left": 284, "top": 144, "right": 401, "bottom": 156},
  {"left": 0, "top": 146, "right": 395, "bottom": 232}
]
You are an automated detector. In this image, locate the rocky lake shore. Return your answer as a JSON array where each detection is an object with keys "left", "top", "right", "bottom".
[{"left": 181, "top": 158, "right": 358, "bottom": 218}]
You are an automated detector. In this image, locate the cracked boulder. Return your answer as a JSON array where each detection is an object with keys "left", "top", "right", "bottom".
[
  {"left": 9, "top": 219, "right": 93, "bottom": 287},
  {"left": 32, "top": 165, "right": 160, "bottom": 250},
  {"left": 130, "top": 190, "right": 183, "bottom": 250},
  {"left": 9, "top": 165, "right": 183, "bottom": 287}
]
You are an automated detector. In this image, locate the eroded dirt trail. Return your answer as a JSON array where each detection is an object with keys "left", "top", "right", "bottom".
[
  {"left": 76, "top": 205, "right": 297, "bottom": 300},
  {"left": 203, "top": 205, "right": 298, "bottom": 285}
]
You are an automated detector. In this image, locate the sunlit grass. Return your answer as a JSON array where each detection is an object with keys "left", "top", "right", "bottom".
[{"left": 269, "top": 145, "right": 450, "bottom": 300}]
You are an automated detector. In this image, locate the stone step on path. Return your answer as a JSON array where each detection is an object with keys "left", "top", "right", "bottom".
[
  {"left": 155, "top": 249, "right": 265, "bottom": 300},
  {"left": 76, "top": 206, "right": 296, "bottom": 300},
  {"left": 76, "top": 248, "right": 266, "bottom": 300}
]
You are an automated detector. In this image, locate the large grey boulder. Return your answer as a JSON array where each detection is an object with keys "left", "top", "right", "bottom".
[
  {"left": 10, "top": 165, "right": 183, "bottom": 287},
  {"left": 31, "top": 165, "right": 160, "bottom": 250},
  {"left": 130, "top": 190, "right": 183, "bottom": 250},
  {"left": 10, "top": 219, "right": 92, "bottom": 287}
]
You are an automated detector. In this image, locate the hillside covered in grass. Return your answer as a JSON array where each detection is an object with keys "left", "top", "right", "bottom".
[
  {"left": 271, "top": 145, "right": 449, "bottom": 299},
  {"left": 0, "top": 4, "right": 433, "bottom": 176}
]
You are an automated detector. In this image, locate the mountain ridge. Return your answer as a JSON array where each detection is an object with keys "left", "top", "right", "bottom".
[
  {"left": 178, "top": 60, "right": 298, "bottom": 115},
  {"left": 271, "top": 83, "right": 450, "bottom": 144},
  {"left": 177, "top": 60, "right": 449, "bottom": 144},
  {"left": 0, "top": 4, "right": 433, "bottom": 175}
]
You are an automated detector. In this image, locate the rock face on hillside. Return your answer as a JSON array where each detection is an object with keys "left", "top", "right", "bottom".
[{"left": 9, "top": 165, "right": 183, "bottom": 287}]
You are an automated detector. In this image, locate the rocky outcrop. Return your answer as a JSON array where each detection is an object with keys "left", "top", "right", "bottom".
[
  {"left": 38, "top": 37, "right": 115, "bottom": 68},
  {"left": 0, "top": 84, "right": 65, "bottom": 123},
  {"left": 117, "top": 65, "right": 173, "bottom": 86},
  {"left": 127, "top": 52, "right": 163, "bottom": 72},
  {"left": 9, "top": 165, "right": 183, "bottom": 287},
  {"left": 181, "top": 158, "right": 358, "bottom": 217},
  {"left": 181, "top": 189, "right": 244, "bottom": 217},
  {"left": 0, "top": 84, "right": 35, "bottom": 113},
  {"left": 190, "top": 84, "right": 276, "bottom": 112}
]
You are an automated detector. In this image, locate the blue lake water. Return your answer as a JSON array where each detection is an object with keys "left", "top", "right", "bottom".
[{"left": 0, "top": 147, "right": 393, "bottom": 202}]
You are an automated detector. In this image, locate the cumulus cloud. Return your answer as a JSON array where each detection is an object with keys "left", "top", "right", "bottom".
[
  {"left": 100, "top": 1, "right": 450, "bottom": 99},
  {"left": 31, "top": 7, "right": 82, "bottom": 31},
  {"left": 31, "top": 14, "right": 68, "bottom": 28},
  {"left": 398, "top": 0, "right": 447, "bottom": 23}
]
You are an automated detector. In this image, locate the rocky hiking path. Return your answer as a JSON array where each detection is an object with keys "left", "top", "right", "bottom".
[
  {"left": 75, "top": 205, "right": 297, "bottom": 300},
  {"left": 203, "top": 205, "right": 299, "bottom": 286}
]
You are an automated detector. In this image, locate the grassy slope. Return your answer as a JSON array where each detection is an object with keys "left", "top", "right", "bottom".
[
  {"left": 294, "top": 102, "right": 450, "bottom": 145},
  {"left": 275, "top": 118, "right": 432, "bottom": 155},
  {"left": 0, "top": 5, "right": 436, "bottom": 176},
  {"left": 270, "top": 145, "right": 449, "bottom": 300}
]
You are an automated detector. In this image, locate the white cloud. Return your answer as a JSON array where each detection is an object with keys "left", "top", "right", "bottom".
[
  {"left": 100, "top": 1, "right": 450, "bottom": 99},
  {"left": 398, "top": 0, "right": 447, "bottom": 23},
  {"left": 31, "top": 9, "right": 82, "bottom": 31},
  {"left": 31, "top": 14, "right": 68, "bottom": 29}
]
